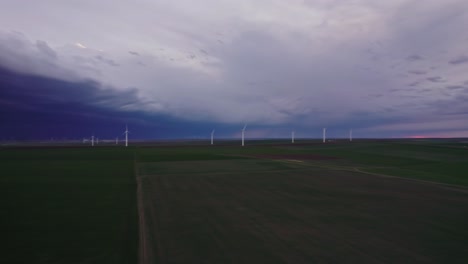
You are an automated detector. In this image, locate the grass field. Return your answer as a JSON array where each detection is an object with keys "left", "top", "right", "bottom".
[
  {"left": 2, "top": 139, "right": 468, "bottom": 263},
  {"left": 0, "top": 148, "right": 138, "bottom": 264}
]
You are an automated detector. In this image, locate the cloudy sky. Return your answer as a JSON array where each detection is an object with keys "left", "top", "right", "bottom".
[{"left": 1, "top": 0, "right": 468, "bottom": 140}]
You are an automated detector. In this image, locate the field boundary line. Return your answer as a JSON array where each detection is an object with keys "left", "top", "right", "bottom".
[
  {"left": 352, "top": 168, "right": 468, "bottom": 193},
  {"left": 278, "top": 159, "right": 468, "bottom": 193},
  {"left": 135, "top": 153, "right": 152, "bottom": 264},
  {"left": 138, "top": 168, "right": 316, "bottom": 178}
]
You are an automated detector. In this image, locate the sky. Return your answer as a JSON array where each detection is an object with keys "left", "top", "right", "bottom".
[{"left": 1, "top": 0, "right": 468, "bottom": 140}]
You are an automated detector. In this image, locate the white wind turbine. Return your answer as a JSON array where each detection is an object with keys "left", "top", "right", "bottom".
[
  {"left": 123, "top": 125, "right": 129, "bottom": 147},
  {"left": 241, "top": 124, "right": 247, "bottom": 147},
  {"left": 91, "top": 134, "right": 95, "bottom": 147},
  {"left": 211, "top": 129, "right": 215, "bottom": 145},
  {"left": 292, "top": 131, "right": 295, "bottom": 143},
  {"left": 349, "top": 129, "right": 353, "bottom": 142},
  {"left": 323, "top": 128, "right": 327, "bottom": 143}
]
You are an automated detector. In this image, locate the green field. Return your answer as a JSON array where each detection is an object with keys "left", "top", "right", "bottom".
[
  {"left": 0, "top": 148, "right": 138, "bottom": 264},
  {"left": 1, "top": 140, "right": 468, "bottom": 263}
]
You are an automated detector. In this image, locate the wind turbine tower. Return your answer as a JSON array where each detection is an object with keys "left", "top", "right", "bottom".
[
  {"left": 292, "top": 131, "right": 295, "bottom": 143},
  {"left": 91, "top": 135, "right": 94, "bottom": 147},
  {"left": 124, "top": 125, "right": 129, "bottom": 147},
  {"left": 211, "top": 129, "right": 215, "bottom": 145},
  {"left": 241, "top": 124, "right": 247, "bottom": 147},
  {"left": 323, "top": 128, "right": 327, "bottom": 143},
  {"left": 350, "top": 129, "right": 353, "bottom": 142}
]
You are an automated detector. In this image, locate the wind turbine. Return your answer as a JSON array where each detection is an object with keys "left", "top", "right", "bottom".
[
  {"left": 91, "top": 135, "right": 95, "bottom": 147},
  {"left": 292, "top": 131, "right": 295, "bottom": 143},
  {"left": 211, "top": 129, "right": 215, "bottom": 145},
  {"left": 241, "top": 124, "right": 247, "bottom": 147},
  {"left": 323, "top": 128, "right": 327, "bottom": 143},
  {"left": 349, "top": 129, "right": 353, "bottom": 142},
  {"left": 123, "top": 125, "right": 129, "bottom": 147}
]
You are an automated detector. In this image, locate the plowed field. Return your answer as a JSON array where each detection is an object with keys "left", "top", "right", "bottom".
[{"left": 136, "top": 159, "right": 468, "bottom": 263}]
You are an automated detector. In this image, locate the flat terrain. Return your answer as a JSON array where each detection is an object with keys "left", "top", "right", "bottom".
[
  {"left": 0, "top": 148, "right": 138, "bottom": 264},
  {"left": 136, "top": 157, "right": 468, "bottom": 263},
  {"left": 2, "top": 139, "right": 468, "bottom": 263}
]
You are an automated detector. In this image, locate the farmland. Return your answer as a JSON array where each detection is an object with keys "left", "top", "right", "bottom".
[
  {"left": 2, "top": 139, "right": 468, "bottom": 263},
  {"left": 0, "top": 148, "right": 138, "bottom": 264}
]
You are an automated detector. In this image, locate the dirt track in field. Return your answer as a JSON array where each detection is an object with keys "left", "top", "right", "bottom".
[
  {"left": 137, "top": 162, "right": 468, "bottom": 263},
  {"left": 136, "top": 175, "right": 151, "bottom": 264}
]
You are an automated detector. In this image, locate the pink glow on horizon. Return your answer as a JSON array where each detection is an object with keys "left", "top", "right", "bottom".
[{"left": 407, "top": 135, "right": 429, "bottom": 139}]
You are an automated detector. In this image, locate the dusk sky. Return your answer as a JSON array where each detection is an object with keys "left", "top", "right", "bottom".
[{"left": 1, "top": 0, "right": 468, "bottom": 140}]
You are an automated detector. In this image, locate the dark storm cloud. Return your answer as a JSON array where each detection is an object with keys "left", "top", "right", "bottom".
[
  {"left": 0, "top": 66, "right": 138, "bottom": 112},
  {"left": 0, "top": 66, "right": 133, "bottom": 139},
  {"left": 1, "top": 1, "right": 468, "bottom": 137},
  {"left": 0, "top": 66, "right": 227, "bottom": 139},
  {"left": 449, "top": 55, "right": 468, "bottom": 65}
]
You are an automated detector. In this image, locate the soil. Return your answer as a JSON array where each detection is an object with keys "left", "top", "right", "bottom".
[{"left": 136, "top": 162, "right": 468, "bottom": 263}]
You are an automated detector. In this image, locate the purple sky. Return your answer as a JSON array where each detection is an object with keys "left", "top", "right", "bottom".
[{"left": 1, "top": 0, "right": 468, "bottom": 139}]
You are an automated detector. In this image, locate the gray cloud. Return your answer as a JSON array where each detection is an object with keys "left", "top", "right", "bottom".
[
  {"left": 0, "top": 31, "right": 78, "bottom": 81},
  {"left": 408, "top": 70, "right": 427, "bottom": 75},
  {"left": 427, "top": 76, "right": 445, "bottom": 83},
  {"left": 94, "top": 55, "right": 119, "bottom": 67},
  {"left": 449, "top": 55, "right": 468, "bottom": 65},
  {"left": 428, "top": 95, "right": 468, "bottom": 116},
  {"left": 446, "top": 85, "right": 466, "bottom": 90},
  {"left": 1, "top": 0, "right": 468, "bottom": 136},
  {"left": 389, "top": 88, "right": 405, "bottom": 92},
  {"left": 406, "top": 55, "right": 424, "bottom": 61},
  {"left": 36, "top": 40, "right": 57, "bottom": 58}
]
